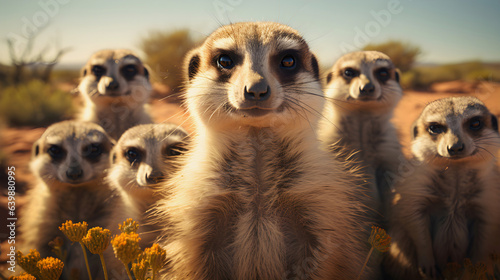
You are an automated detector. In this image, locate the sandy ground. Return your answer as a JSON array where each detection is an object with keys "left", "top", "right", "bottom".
[{"left": 1, "top": 81, "right": 499, "bottom": 270}]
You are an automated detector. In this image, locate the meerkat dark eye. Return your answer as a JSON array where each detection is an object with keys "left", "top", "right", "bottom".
[
  {"left": 217, "top": 55, "right": 234, "bottom": 69},
  {"left": 428, "top": 124, "right": 446, "bottom": 135},
  {"left": 121, "top": 64, "right": 138, "bottom": 80},
  {"left": 47, "top": 145, "right": 65, "bottom": 160},
  {"left": 165, "top": 144, "right": 186, "bottom": 157},
  {"left": 92, "top": 65, "right": 106, "bottom": 77},
  {"left": 280, "top": 55, "right": 296, "bottom": 69},
  {"left": 375, "top": 68, "right": 390, "bottom": 83},
  {"left": 343, "top": 68, "right": 359, "bottom": 79},
  {"left": 125, "top": 148, "right": 142, "bottom": 164},
  {"left": 84, "top": 143, "right": 103, "bottom": 160},
  {"left": 469, "top": 117, "right": 483, "bottom": 131}
]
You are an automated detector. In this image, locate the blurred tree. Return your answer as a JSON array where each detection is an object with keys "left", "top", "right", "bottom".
[
  {"left": 6, "top": 31, "right": 71, "bottom": 84},
  {"left": 363, "top": 40, "right": 421, "bottom": 72},
  {"left": 140, "top": 29, "right": 200, "bottom": 92}
]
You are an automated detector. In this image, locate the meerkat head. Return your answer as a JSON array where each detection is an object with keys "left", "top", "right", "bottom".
[
  {"left": 183, "top": 22, "right": 322, "bottom": 130},
  {"left": 325, "top": 51, "right": 402, "bottom": 113},
  {"left": 78, "top": 49, "right": 151, "bottom": 104},
  {"left": 108, "top": 124, "right": 188, "bottom": 201},
  {"left": 30, "top": 121, "right": 114, "bottom": 188},
  {"left": 411, "top": 97, "right": 500, "bottom": 166}
]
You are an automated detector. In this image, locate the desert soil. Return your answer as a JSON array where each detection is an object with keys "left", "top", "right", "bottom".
[{"left": 1, "top": 80, "right": 499, "bottom": 268}]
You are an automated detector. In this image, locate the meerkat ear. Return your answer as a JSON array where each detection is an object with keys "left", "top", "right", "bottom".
[
  {"left": 395, "top": 68, "right": 401, "bottom": 84},
  {"left": 143, "top": 64, "right": 151, "bottom": 81},
  {"left": 32, "top": 140, "right": 40, "bottom": 158},
  {"left": 491, "top": 114, "right": 498, "bottom": 132},
  {"left": 326, "top": 72, "right": 333, "bottom": 84},
  {"left": 411, "top": 120, "right": 419, "bottom": 140},
  {"left": 110, "top": 150, "right": 117, "bottom": 164},
  {"left": 310, "top": 54, "right": 320, "bottom": 80},
  {"left": 81, "top": 65, "right": 88, "bottom": 77},
  {"left": 185, "top": 48, "right": 201, "bottom": 82}
]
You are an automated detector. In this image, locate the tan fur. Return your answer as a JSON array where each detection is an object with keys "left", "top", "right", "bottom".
[
  {"left": 155, "top": 22, "right": 374, "bottom": 280},
  {"left": 319, "top": 51, "right": 404, "bottom": 213},
  {"left": 385, "top": 97, "right": 500, "bottom": 279},
  {"left": 77, "top": 49, "right": 152, "bottom": 140},
  {"left": 19, "top": 121, "right": 136, "bottom": 279},
  {"left": 107, "top": 123, "right": 188, "bottom": 246}
]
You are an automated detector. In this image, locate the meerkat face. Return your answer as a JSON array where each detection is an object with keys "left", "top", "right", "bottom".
[
  {"left": 184, "top": 22, "right": 323, "bottom": 129},
  {"left": 30, "top": 121, "right": 113, "bottom": 187},
  {"left": 109, "top": 124, "right": 188, "bottom": 197},
  {"left": 78, "top": 49, "right": 151, "bottom": 102},
  {"left": 325, "top": 51, "right": 402, "bottom": 112},
  {"left": 411, "top": 97, "right": 500, "bottom": 166}
]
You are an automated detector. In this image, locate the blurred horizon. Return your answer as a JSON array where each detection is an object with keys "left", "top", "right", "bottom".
[{"left": 1, "top": 0, "right": 500, "bottom": 69}]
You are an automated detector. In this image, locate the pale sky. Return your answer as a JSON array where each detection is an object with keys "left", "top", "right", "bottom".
[{"left": 0, "top": 0, "right": 499, "bottom": 68}]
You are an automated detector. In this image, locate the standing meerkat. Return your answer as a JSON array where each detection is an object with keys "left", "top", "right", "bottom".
[
  {"left": 319, "top": 51, "right": 404, "bottom": 213},
  {"left": 156, "top": 22, "right": 374, "bottom": 280},
  {"left": 19, "top": 121, "right": 135, "bottom": 279},
  {"left": 77, "top": 49, "right": 152, "bottom": 140},
  {"left": 385, "top": 97, "right": 500, "bottom": 279},
  {"left": 107, "top": 123, "right": 188, "bottom": 246}
]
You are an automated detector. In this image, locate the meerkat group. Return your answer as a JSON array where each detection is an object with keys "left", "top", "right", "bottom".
[{"left": 19, "top": 21, "right": 500, "bottom": 280}]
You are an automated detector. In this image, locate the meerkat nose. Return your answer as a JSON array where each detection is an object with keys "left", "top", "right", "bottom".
[
  {"left": 359, "top": 82, "right": 375, "bottom": 95},
  {"left": 66, "top": 167, "right": 83, "bottom": 180},
  {"left": 106, "top": 79, "right": 120, "bottom": 90},
  {"left": 244, "top": 84, "right": 270, "bottom": 101},
  {"left": 447, "top": 142, "right": 465, "bottom": 156}
]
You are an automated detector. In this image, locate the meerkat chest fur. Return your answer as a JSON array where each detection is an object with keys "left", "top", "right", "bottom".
[
  {"left": 335, "top": 112, "right": 395, "bottom": 164},
  {"left": 428, "top": 167, "right": 490, "bottom": 219}
]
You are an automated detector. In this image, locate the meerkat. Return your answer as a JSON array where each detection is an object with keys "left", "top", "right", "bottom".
[
  {"left": 385, "top": 97, "right": 500, "bottom": 279},
  {"left": 319, "top": 51, "right": 404, "bottom": 214},
  {"left": 77, "top": 49, "right": 152, "bottom": 140},
  {"left": 19, "top": 120, "right": 136, "bottom": 280},
  {"left": 107, "top": 123, "right": 188, "bottom": 246},
  {"left": 155, "top": 22, "right": 375, "bottom": 280}
]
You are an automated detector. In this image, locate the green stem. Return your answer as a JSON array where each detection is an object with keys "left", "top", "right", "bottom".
[
  {"left": 152, "top": 269, "right": 156, "bottom": 280},
  {"left": 356, "top": 247, "right": 374, "bottom": 280},
  {"left": 124, "top": 264, "right": 134, "bottom": 280},
  {"left": 79, "top": 242, "right": 93, "bottom": 280},
  {"left": 99, "top": 253, "right": 109, "bottom": 280}
]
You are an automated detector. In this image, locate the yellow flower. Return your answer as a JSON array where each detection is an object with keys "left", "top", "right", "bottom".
[
  {"left": 59, "top": 220, "right": 88, "bottom": 242},
  {"left": 131, "top": 254, "right": 150, "bottom": 280},
  {"left": 36, "top": 257, "right": 64, "bottom": 280},
  {"left": 8, "top": 272, "right": 37, "bottom": 280},
  {"left": 111, "top": 232, "right": 142, "bottom": 265},
  {"left": 465, "top": 261, "right": 487, "bottom": 280},
  {"left": 119, "top": 218, "right": 139, "bottom": 234},
  {"left": 16, "top": 250, "right": 41, "bottom": 278},
  {"left": 368, "top": 226, "right": 391, "bottom": 253},
  {"left": 82, "top": 227, "right": 112, "bottom": 255},
  {"left": 144, "top": 244, "right": 166, "bottom": 274}
]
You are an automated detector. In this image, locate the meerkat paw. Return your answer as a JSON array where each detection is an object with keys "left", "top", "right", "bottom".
[{"left": 418, "top": 257, "right": 438, "bottom": 279}]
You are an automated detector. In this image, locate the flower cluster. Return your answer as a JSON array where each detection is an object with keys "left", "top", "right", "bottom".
[
  {"left": 36, "top": 257, "right": 64, "bottom": 280},
  {"left": 368, "top": 225, "right": 391, "bottom": 253},
  {"left": 59, "top": 220, "right": 88, "bottom": 242},
  {"left": 119, "top": 218, "right": 139, "bottom": 234},
  {"left": 82, "top": 227, "right": 112, "bottom": 255},
  {"left": 112, "top": 232, "right": 142, "bottom": 265}
]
